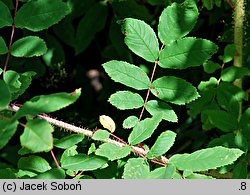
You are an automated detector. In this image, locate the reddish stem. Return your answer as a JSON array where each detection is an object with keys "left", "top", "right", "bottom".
[
  {"left": 50, "top": 150, "right": 61, "bottom": 168},
  {"left": 226, "top": 0, "right": 234, "bottom": 9},
  {"left": 3, "top": 0, "right": 19, "bottom": 74}
]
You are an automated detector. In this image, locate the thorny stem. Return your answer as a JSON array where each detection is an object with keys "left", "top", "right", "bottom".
[
  {"left": 8, "top": 104, "right": 169, "bottom": 166},
  {"left": 3, "top": 0, "right": 19, "bottom": 74}
]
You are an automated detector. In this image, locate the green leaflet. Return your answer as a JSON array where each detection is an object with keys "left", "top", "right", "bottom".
[
  {"left": 123, "top": 115, "right": 138, "bottom": 129},
  {"left": 61, "top": 154, "right": 108, "bottom": 172},
  {"left": 92, "top": 130, "right": 110, "bottom": 141},
  {"left": 11, "top": 36, "right": 47, "bottom": 57},
  {"left": 54, "top": 134, "right": 85, "bottom": 149},
  {"left": 128, "top": 115, "right": 162, "bottom": 145},
  {"left": 158, "top": 0, "right": 198, "bottom": 45},
  {"left": 151, "top": 76, "right": 199, "bottom": 105},
  {"left": 145, "top": 100, "right": 178, "bottom": 122},
  {"left": 75, "top": 2, "right": 107, "bottom": 54},
  {"left": 109, "top": 91, "right": 144, "bottom": 110},
  {"left": 240, "top": 108, "right": 250, "bottom": 139},
  {"left": 60, "top": 145, "right": 78, "bottom": 165},
  {"left": 15, "top": 0, "right": 71, "bottom": 32},
  {"left": 0, "top": 119, "right": 18, "bottom": 150},
  {"left": 20, "top": 119, "right": 54, "bottom": 153},
  {"left": 169, "top": 146, "right": 244, "bottom": 171},
  {"left": 221, "top": 67, "right": 250, "bottom": 82},
  {"left": 0, "top": 168, "right": 16, "bottom": 179},
  {"left": 0, "top": 1, "right": 12, "bottom": 28},
  {"left": 122, "top": 158, "right": 150, "bottom": 179},
  {"left": 0, "top": 79, "right": 11, "bottom": 109},
  {"left": 216, "top": 82, "right": 248, "bottom": 116},
  {"left": 3, "top": 70, "right": 36, "bottom": 100},
  {"left": 203, "top": 61, "right": 221, "bottom": 74},
  {"left": 102, "top": 60, "right": 150, "bottom": 90},
  {"left": 159, "top": 37, "right": 218, "bottom": 69},
  {"left": 219, "top": 44, "right": 236, "bottom": 63},
  {"left": 146, "top": 164, "right": 176, "bottom": 179},
  {"left": 0, "top": 37, "right": 8, "bottom": 55},
  {"left": 147, "top": 130, "right": 176, "bottom": 158},
  {"left": 18, "top": 155, "right": 51, "bottom": 173},
  {"left": 14, "top": 88, "right": 81, "bottom": 119},
  {"left": 206, "top": 110, "right": 239, "bottom": 132},
  {"left": 232, "top": 162, "right": 248, "bottom": 179},
  {"left": 95, "top": 143, "right": 131, "bottom": 161},
  {"left": 121, "top": 18, "right": 159, "bottom": 62},
  {"left": 34, "top": 168, "right": 65, "bottom": 179}
]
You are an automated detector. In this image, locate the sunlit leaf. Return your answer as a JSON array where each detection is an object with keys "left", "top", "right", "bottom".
[
  {"left": 159, "top": 38, "right": 218, "bottom": 69},
  {"left": 146, "top": 100, "right": 178, "bottom": 122},
  {"left": 109, "top": 91, "right": 144, "bottom": 110},
  {"left": 122, "top": 158, "right": 149, "bottom": 179},
  {"left": 102, "top": 60, "right": 150, "bottom": 90},
  {"left": 11, "top": 36, "right": 47, "bottom": 57},
  {"left": 128, "top": 115, "right": 162, "bottom": 145},
  {"left": 15, "top": 0, "right": 71, "bottom": 32},
  {"left": 121, "top": 18, "right": 159, "bottom": 62},
  {"left": 95, "top": 143, "right": 131, "bottom": 161},
  {"left": 20, "top": 119, "right": 54, "bottom": 153},
  {"left": 169, "top": 146, "right": 244, "bottom": 171},
  {"left": 158, "top": 0, "right": 198, "bottom": 45},
  {"left": 151, "top": 76, "right": 199, "bottom": 105},
  {"left": 14, "top": 88, "right": 81, "bottom": 119}
]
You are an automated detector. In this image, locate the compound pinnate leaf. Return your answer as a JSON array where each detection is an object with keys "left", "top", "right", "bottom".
[
  {"left": 147, "top": 130, "right": 176, "bottom": 158},
  {"left": 0, "top": 37, "right": 8, "bottom": 55},
  {"left": 121, "top": 18, "right": 159, "bottom": 62},
  {"left": 14, "top": 88, "right": 81, "bottom": 119},
  {"left": 0, "top": 79, "right": 11, "bottom": 109},
  {"left": 128, "top": 115, "right": 162, "bottom": 145},
  {"left": 15, "top": 0, "right": 71, "bottom": 32},
  {"left": 151, "top": 76, "right": 199, "bottom": 105},
  {"left": 109, "top": 91, "right": 144, "bottom": 110},
  {"left": 122, "top": 158, "right": 150, "bottom": 179},
  {"left": 102, "top": 60, "right": 150, "bottom": 90},
  {"left": 18, "top": 155, "right": 51, "bottom": 173},
  {"left": 159, "top": 37, "right": 218, "bottom": 69},
  {"left": 145, "top": 100, "right": 178, "bottom": 122},
  {"left": 206, "top": 109, "right": 239, "bottom": 132},
  {"left": 61, "top": 154, "right": 108, "bottom": 172},
  {"left": 95, "top": 143, "right": 131, "bottom": 161},
  {"left": 20, "top": 118, "right": 54, "bottom": 153},
  {"left": 11, "top": 36, "right": 47, "bottom": 57},
  {"left": 0, "top": 1, "right": 13, "bottom": 28},
  {"left": 0, "top": 119, "right": 18, "bottom": 150},
  {"left": 158, "top": 0, "right": 198, "bottom": 45},
  {"left": 75, "top": 2, "right": 107, "bottom": 54},
  {"left": 169, "top": 146, "right": 244, "bottom": 171}
]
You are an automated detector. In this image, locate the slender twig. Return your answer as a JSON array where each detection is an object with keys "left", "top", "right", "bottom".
[
  {"left": 7, "top": 104, "right": 169, "bottom": 165},
  {"left": 3, "top": 0, "right": 19, "bottom": 74},
  {"left": 138, "top": 44, "right": 165, "bottom": 121},
  {"left": 50, "top": 150, "right": 61, "bottom": 168}
]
